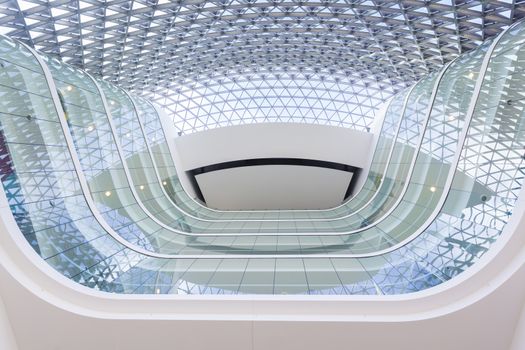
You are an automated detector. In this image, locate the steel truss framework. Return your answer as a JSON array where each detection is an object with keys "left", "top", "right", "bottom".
[{"left": 0, "top": 0, "right": 523, "bottom": 133}]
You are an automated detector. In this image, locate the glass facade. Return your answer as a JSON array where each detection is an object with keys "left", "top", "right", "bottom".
[{"left": 0, "top": 19, "right": 524, "bottom": 294}]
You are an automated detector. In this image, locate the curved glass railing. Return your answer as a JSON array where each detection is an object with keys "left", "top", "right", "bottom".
[
  {"left": 39, "top": 53, "right": 439, "bottom": 257},
  {"left": 0, "top": 32, "right": 487, "bottom": 251},
  {"left": 138, "top": 92, "right": 406, "bottom": 221},
  {"left": 117, "top": 57, "right": 477, "bottom": 243},
  {"left": 45, "top": 71, "right": 439, "bottom": 253},
  {"left": 45, "top": 58, "right": 442, "bottom": 241},
  {"left": 129, "top": 74, "right": 447, "bottom": 237},
  {"left": 47, "top": 66, "right": 441, "bottom": 239},
  {"left": 105, "top": 81, "right": 412, "bottom": 223},
  {"left": 70, "top": 41, "right": 485, "bottom": 245},
  {"left": 0, "top": 19, "right": 523, "bottom": 294},
  {"left": 104, "top": 79, "right": 422, "bottom": 234}
]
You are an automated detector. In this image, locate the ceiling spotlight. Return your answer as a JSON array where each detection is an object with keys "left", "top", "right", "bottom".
[
  {"left": 430, "top": 186, "right": 436, "bottom": 193},
  {"left": 104, "top": 191, "right": 112, "bottom": 197}
]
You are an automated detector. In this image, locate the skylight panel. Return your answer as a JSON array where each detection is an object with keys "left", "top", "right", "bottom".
[
  {"left": 501, "top": 10, "right": 512, "bottom": 18},
  {"left": 0, "top": 27, "right": 12, "bottom": 35},
  {"left": 155, "top": 9, "right": 169, "bottom": 17},
  {"left": 17, "top": 0, "right": 38, "bottom": 11},
  {"left": 468, "top": 18, "right": 483, "bottom": 25},
  {"left": 54, "top": 23, "right": 67, "bottom": 31},
  {"left": 1, "top": 0, "right": 513, "bottom": 137},
  {"left": 471, "top": 4, "right": 483, "bottom": 13},
  {"left": 106, "top": 8, "right": 118, "bottom": 17},
  {"left": 51, "top": 7, "right": 69, "bottom": 18},
  {"left": 105, "top": 22, "right": 119, "bottom": 31},
  {"left": 29, "top": 30, "right": 43, "bottom": 39},
  {"left": 57, "top": 35, "right": 69, "bottom": 42},
  {"left": 132, "top": 1, "right": 147, "bottom": 10},
  {"left": 80, "top": 13, "right": 95, "bottom": 24},
  {"left": 23, "top": 17, "right": 40, "bottom": 26}
]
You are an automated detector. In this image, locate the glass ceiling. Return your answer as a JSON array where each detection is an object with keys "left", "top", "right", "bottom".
[{"left": 0, "top": 0, "right": 523, "bottom": 134}]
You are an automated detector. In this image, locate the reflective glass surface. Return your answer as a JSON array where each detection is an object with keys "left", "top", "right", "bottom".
[{"left": 0, "top": 19, "right": 524, "bottom": 295}]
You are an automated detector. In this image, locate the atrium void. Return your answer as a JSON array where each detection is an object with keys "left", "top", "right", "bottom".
[{"left": 0, "top": 1, "right": 524, "bottom": 350}]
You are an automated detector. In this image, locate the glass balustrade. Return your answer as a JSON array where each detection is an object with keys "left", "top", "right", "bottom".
[
  {"left": 0, "top": 19, "right": 523, "bottom": 295},
  {"left": 48, "top": 64, "right": 444, "bottom": 242},
  {"left": 137, "top": 88, "right": 409, "bottom": 221}
]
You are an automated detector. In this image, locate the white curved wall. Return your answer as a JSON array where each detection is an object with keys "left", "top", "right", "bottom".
[
  {"left": 196, "top": 165, "right": 354, "bottom": 210},
  {"left": 0, "top": 178, "right": 524, "bottom": 349},
  {"left": 0, "top": 237, "right": 524, "bottom": 350},
  {"left": 168, "top": 123, "right": 374, "bottom": 208},
  {"left": 172, "top": 123, "right": 373, "bottom": 169}
]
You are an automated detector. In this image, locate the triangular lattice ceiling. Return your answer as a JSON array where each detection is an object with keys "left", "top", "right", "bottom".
[{"left": 0, "top": 0, "right": 523, "bottom": 134}]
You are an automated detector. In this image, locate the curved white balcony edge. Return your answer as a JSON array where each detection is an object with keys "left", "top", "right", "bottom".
[{"left": 0, "top": 180, "right": 524, "bottom": 349}]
